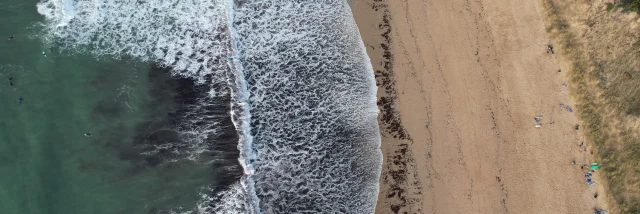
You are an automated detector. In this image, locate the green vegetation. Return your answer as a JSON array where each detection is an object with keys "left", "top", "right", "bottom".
[
  {"left": 608, "top": 0, "right": 640, "bottom": 12},
  {"left": 543, "top": 0, "right": 640, "bottom": 213},
  {"left": 607, "top": 3, "right": 617, "bottom": 12},
  {"left": 620, "top": 0, "right": 640, "bottom": 12}
]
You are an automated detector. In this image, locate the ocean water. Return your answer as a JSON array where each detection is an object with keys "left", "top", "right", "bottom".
[{"left": 0, "top": 0, "right": 381, "bottom": 213}]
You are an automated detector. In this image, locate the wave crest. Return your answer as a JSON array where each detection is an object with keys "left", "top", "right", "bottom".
[{"left": 37, "top": 0, "right": 229, "bottom": 83}]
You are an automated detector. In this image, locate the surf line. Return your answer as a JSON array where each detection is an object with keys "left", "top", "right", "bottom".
[{"left": 224, "top": 0, "right": 261, "bottom": 213}]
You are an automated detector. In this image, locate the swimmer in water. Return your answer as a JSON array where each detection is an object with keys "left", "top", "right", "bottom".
[
  {"left": 42, "top": 51, "right": 47, "bottom": 57},
  {"left": 84, "top": 132, "right": 92, "bottom": 137},
  {"left": 8, "top": 35, "right": 14, "bottom": 40},
  {"left": 18, "top": 97, "right": 23, "bottom": 104}
]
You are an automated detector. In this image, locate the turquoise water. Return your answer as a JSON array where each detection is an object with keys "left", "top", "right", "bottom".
[{"left": 0, "top": 1, "right": 214, "bottom": 213}]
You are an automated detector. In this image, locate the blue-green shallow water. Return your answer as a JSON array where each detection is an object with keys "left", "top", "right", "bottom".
[{"left": 0, "top": 1, "right": 215, "bottom": 213}]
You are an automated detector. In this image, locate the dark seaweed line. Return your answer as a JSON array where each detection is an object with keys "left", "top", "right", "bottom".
[{"left": 370, "top": 1, "right": 423, "bottom": 214}]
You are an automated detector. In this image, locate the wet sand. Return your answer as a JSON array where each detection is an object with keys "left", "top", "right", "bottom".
[{"left": 351, "top": 0, "right": 608, "bottom": 213}]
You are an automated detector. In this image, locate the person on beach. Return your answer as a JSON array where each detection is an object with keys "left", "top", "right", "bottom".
[{"left": 8, "top": 35, "right": 14, "bottom": 40}]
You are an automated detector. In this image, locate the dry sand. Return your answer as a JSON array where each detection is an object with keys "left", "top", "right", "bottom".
[{"left": 351, "top": 0, "right": 609, "bottom": 213}]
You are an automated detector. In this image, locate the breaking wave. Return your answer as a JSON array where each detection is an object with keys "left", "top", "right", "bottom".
[
  {"left": 37, "top": 0, "right": 381, "bottom": 213},
  {"left": 36, "top": 0, "right": 229, "bottom": 83}
]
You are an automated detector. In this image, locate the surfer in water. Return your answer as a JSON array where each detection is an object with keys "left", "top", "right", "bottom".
[
  {"left": 8, "top": 35, "right": 14, "bottom": 40},
  {"left": 42, "top": 51, "right": 47, "bottom": 57},
  {"left": 84, "top": 132, "right": 92, "bottom": 137}
]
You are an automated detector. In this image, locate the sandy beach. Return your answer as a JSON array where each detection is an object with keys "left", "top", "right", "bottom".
[{"left": 351, "top": 0, "right": 609, "bottom": 213}]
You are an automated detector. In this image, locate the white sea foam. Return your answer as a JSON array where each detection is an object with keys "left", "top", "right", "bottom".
[
  {"left": 194, "top": 182, "right": 246, "bottom": 214},
  {"left": 232, "top": 0, "right": 382, "bottom": 212}
]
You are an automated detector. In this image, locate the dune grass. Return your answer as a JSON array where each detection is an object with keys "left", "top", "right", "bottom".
[
  {"left": 619, "top": 0, "right": 640, "bottom": 12},
  {"left": 607, "top": 0, "right": 640, "bottom": 12},
  {"left": 542, "top": 0, "right": 640, "bottom": 213}
]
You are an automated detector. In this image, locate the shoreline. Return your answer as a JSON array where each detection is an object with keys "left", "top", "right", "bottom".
[
  {"left": 352, "top": 0, "right": 607, "bottom": 213},
  {"left": 352, "top": 1, "right": 422, "bottom": 213}
]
